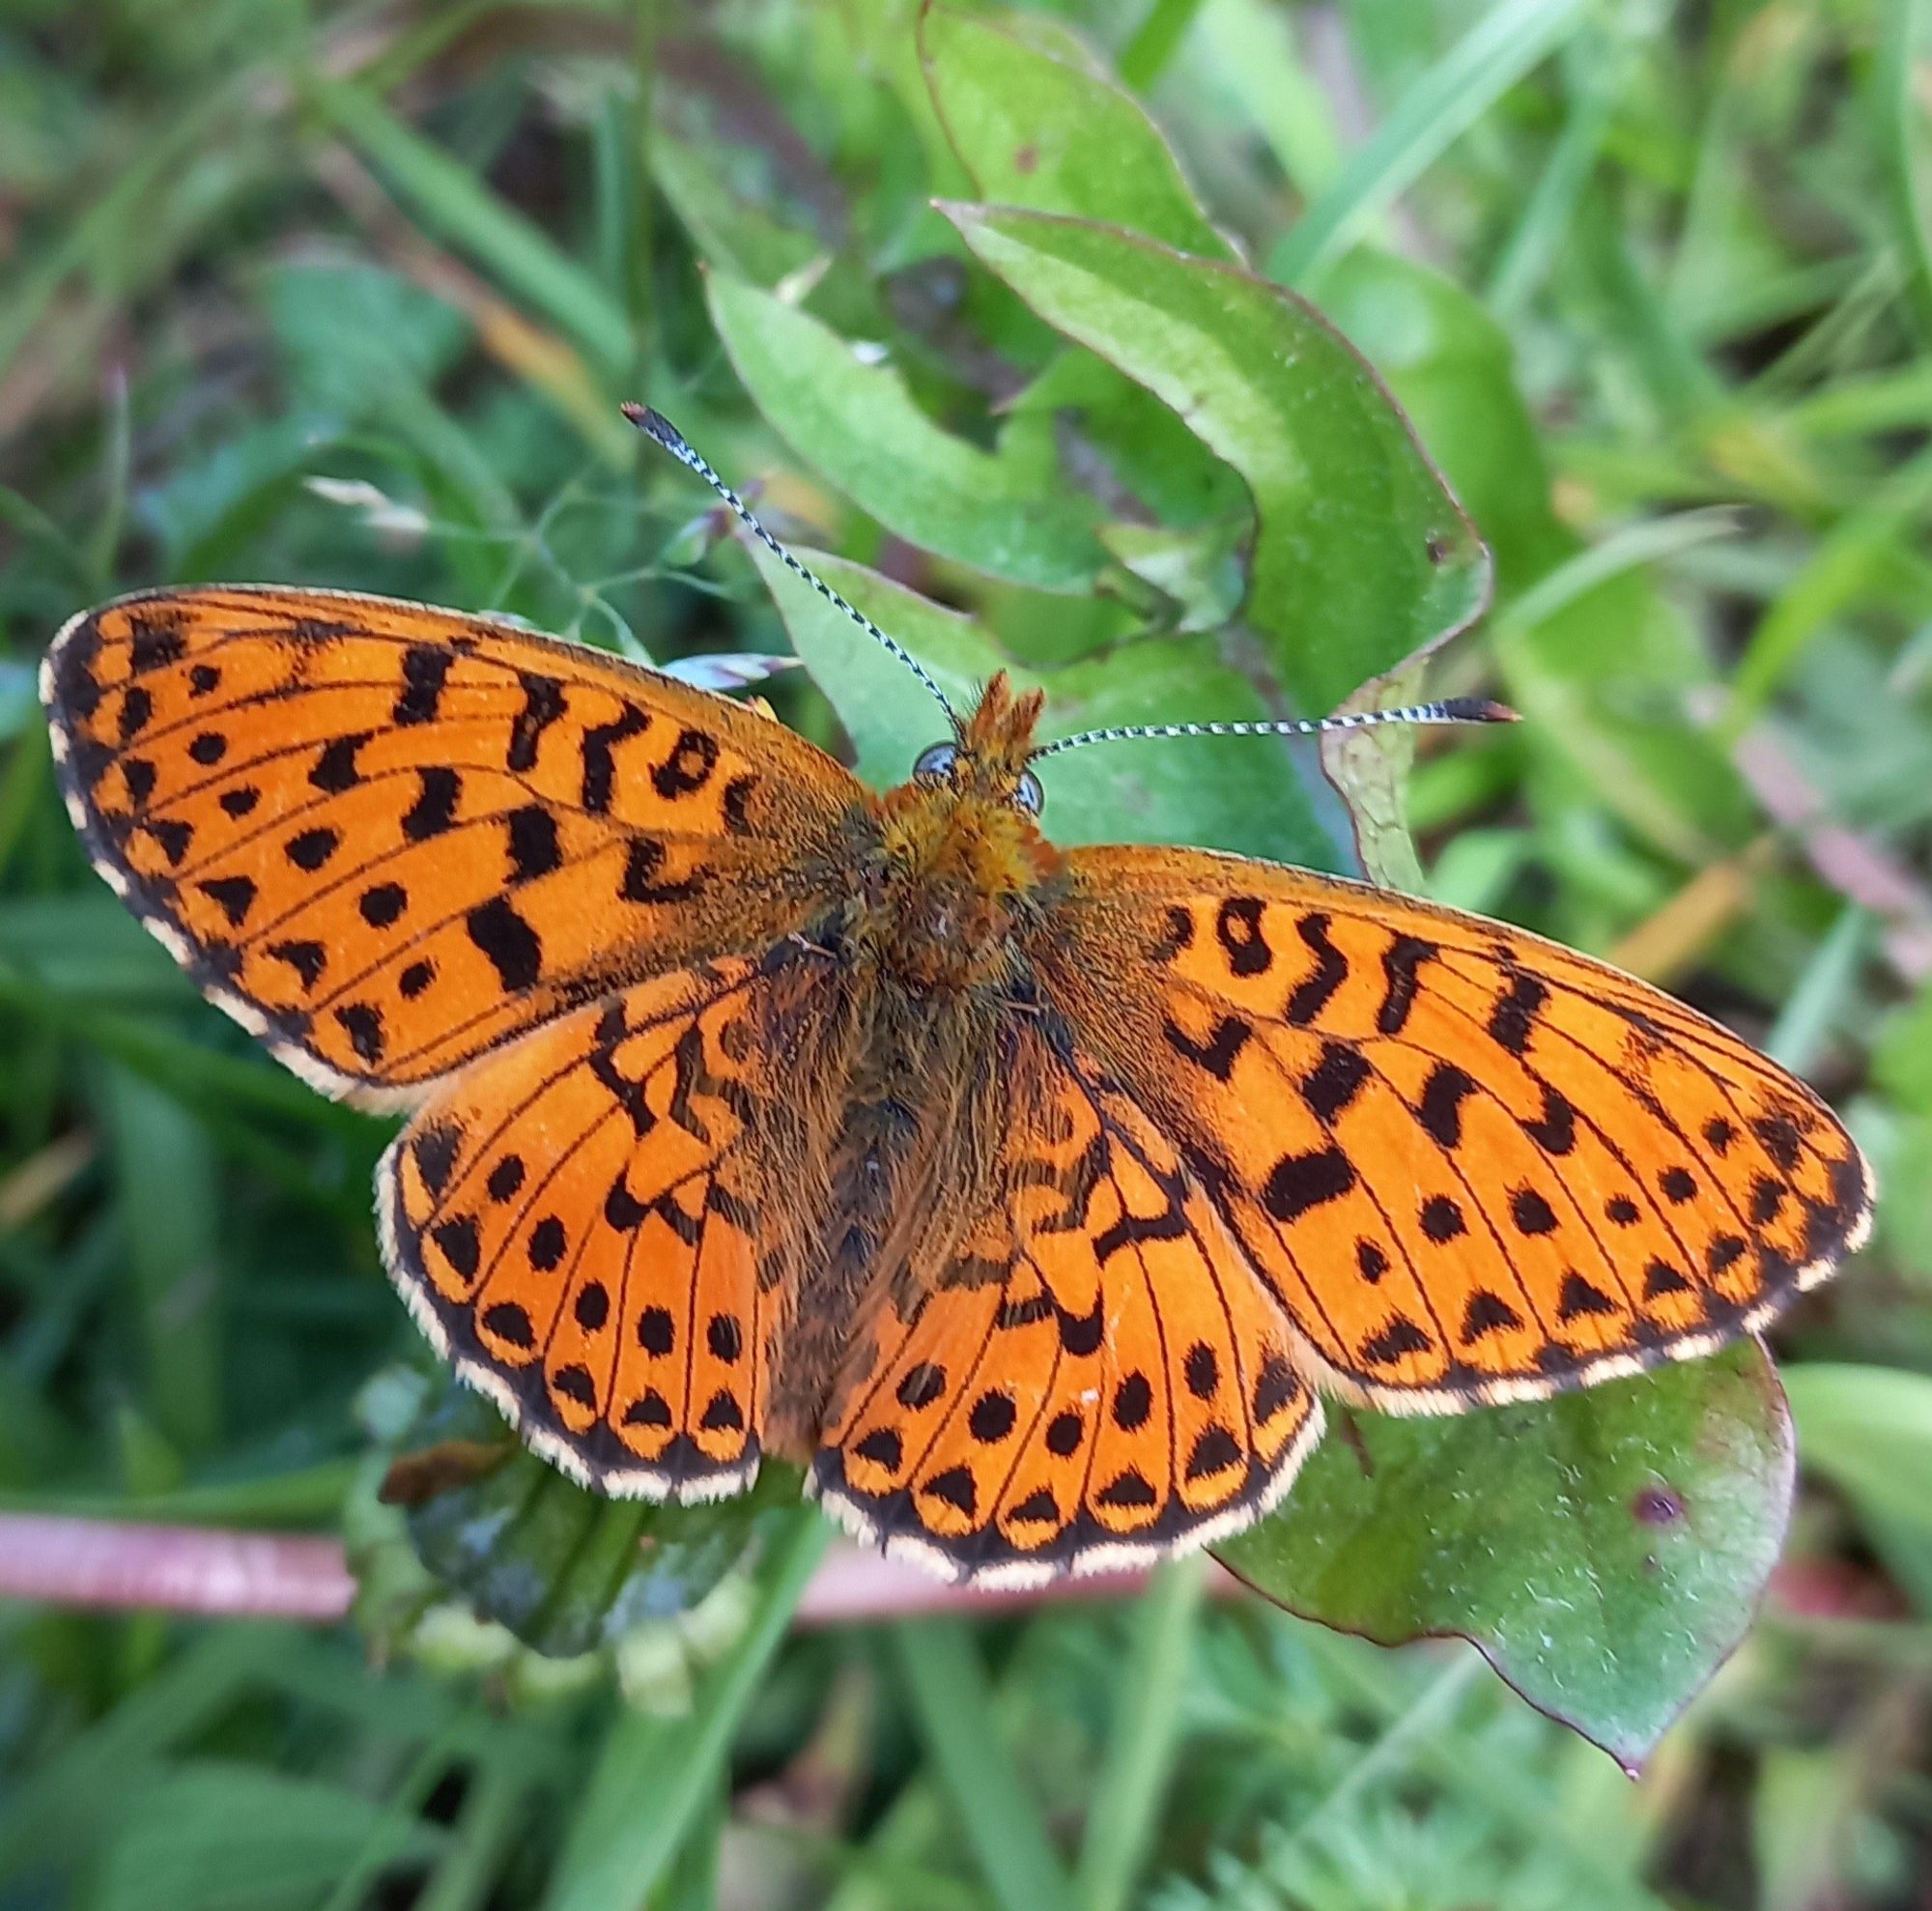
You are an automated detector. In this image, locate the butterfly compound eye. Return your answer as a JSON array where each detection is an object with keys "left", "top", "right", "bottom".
[
  {"left": 913, "top": 742, "right": 959, "bottom": 781},
  {"left": 1013, "top": 768, "right": 1044, "bottom": 815}
]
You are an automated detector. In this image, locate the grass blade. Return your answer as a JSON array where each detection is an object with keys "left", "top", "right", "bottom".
[{"left": 891, "top": 1619, "right": 1076, "bottom": 1911}]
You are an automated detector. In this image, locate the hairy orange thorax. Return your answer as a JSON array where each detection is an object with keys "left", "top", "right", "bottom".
[{"left": 860, "top": 674, "right": 1061, "bottom": 990}]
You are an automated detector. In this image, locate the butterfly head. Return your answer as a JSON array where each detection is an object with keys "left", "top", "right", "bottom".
[{"left": 866, "top": 675, "right": 1058, "bottom": 987}]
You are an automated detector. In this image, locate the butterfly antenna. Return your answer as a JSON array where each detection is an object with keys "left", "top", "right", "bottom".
[
  {"left": 624, "top": 403, "right": 958, "bottom": 730},
  {"left": 1030, "top": 698, "right": 1517, "bottom": 760}
]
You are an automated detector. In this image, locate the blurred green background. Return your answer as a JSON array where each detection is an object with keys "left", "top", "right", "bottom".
[{"left": 4, "top": 0, "right": 1932, "bottom": 1905}]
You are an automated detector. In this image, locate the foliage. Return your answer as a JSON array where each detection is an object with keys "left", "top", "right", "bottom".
[{"left": 3, "top": 1, "right": 1929, "bottom": 1906}]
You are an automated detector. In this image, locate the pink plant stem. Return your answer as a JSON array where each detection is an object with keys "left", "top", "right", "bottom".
[{"left": 0, "top": 1513, "right": 1233, "bottom": 1626}]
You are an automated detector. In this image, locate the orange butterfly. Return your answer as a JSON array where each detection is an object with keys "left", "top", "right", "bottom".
[{"left": 42, "top": 409, "right": 1871, "bottom": 1587}]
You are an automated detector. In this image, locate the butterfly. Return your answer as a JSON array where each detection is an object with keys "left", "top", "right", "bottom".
[{"left": 41, "top": 408, "right": 1871, "bottom": 1588}]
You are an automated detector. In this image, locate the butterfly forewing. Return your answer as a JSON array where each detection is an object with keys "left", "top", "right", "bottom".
[
  {"left": 43, "top": 586, "right": 867, "bottom": 1105},
  {"left": 1037, "top": 845, "right": 1871, "bottom": 1413}
]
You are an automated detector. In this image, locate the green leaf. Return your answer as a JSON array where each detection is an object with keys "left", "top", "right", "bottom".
[
  {"left": 704, "top": 270, "right": 1108, "bottom": 591},
  {"left": 357, "top": 1376, "right": 801, "bottom": 1660},
  {"left": 1218, "top": 1342, "right": 1795, "bottom": 1771},
  {"left": 943, "top": 203, "right": 1491, "bottom": 714},
  {"left": 95, "top": 1762, "right": 443, "bottom": 1911},
  {"left": 920, "top": 3, "right": 1234, "bottom": 261},
  {"left": 739, "top": 538, "right": 1347, "bottom": 870}
]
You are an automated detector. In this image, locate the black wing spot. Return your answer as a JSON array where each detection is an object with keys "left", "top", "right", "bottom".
[
  {"left": 638, "top": 1306, "right": 675, "bottom": 1355},
  {"left": 1524, "top": 1084, "right": 1578, "bottom": 1155},
  {"left": 1284, "top": 913, "right": 1347, "bottom": 1024},
  {"left": 1215, "top": 896, "right": 1271, "bottom": 977},
  {"left": 116, "top": 687, "right": 153, "bottom": 742},
  {"left": 604, "top": 1177, "right": 648, "bottom": 1231},
  {"left": 1045, "top": 1411, "right": 1083, "bottom": 1456},
  {"left": 1416, "top": 1062, "right": 1477, "bottom": 1148},
  {"left": 507, "top": 671, "right": 566, "bottom": 772},
  {"left": 1095, "top": 1469, "right": 1157, "bottom": 1510},
  {"left": 1510, "top": 1187, "right": 1558, "bottom": 1237},
  {"left": 1557, "top": 1272, "right": 1618, "bottom": 1321},
  {"left": 486, "top": 1155, "right": 526, "bottom": 1202},
  {"left": 309, "top": 734, "right": 367, "bottom": 793},
  {"left": 1605, "top": 1195, "right": 1640, "bottom": 1227},
  {"left": 721, "top": 774, "right": 758, "bottom": 836},
  {"left": 553, "top": 1364, "right": 596, "bottom": 1409},
  {"left": 412, "top": 1122, "right": 461, "bottom": 1196},
  {"left": 1300, "top": 1041, "right": 1370, "bottom": 1121},
  {"left": 467, "top": 898, "right": 544, "bottom": 990},
  {"left": 218, "top": 784, "right": 258, "bottom": 818},
  {"left": 625, "top": 1391, "right": 672, "bottom": 1428},
  {"left": 129, "top": 617, "right": 186, "bottom": 674},
  {"left": 1378, "top": 933, "right": 1435, "bottom": 1035},
  {"left": 969, "top": 1391, "right": 1017, "bottom": 1443},
  {"left": 528, "top": 1215, "right": 567, "bottom": 1271},
  {"left": 481, "top": 1300, "right": 532, "bottom": 1348},
  {"left": 1360, "top": 1315, "right": 1433, "bottom": 1365},
  {"left": 402, "top": 766, "right": 461, "bottom": 841},
  {"left": 504, "top": 806, "right": 561, "bottom": 883},
  {"left": 1253, "top": 1355, "right": 1300, "bottom": 1423},
  {"left": 652, "top": 727, "right": 720, "bottom": 799},
  {"left": 1112, "top": 1372, "right": 1152, "bottom": 1431},
  {"left": 285, "top": 826, "right": 340, "bottom": 872},
  {"left": 198, "top": 875, "right": 257, "bottom": 927},
  {"left": 1707, "top": 1235, "right": 1747, "bottom": 1274},
  {"left": 1643, "top": 1259, "right": 1691, "bottom": 1298},
  {"left": 922, "top": 1466, "right": 977, "bottom": 1515},
  {"left": 897, "top": 1362, "right": 947, "bottom": 1410},
  {"left": 1462, "top": 1291, "right": 1522, "bottom": 1342},
  {"left": 1162, "top": 1012, "right": 1251, "bottom": 1082},
  {"left": 358, "top": 883, "right": 409, "bottom": 928},
  {"left": 1183, "top": 1342, "right": 1219, "bottom": 1400},
  {"left": 855, "top": 1427, "right": 903, "bottom": 1470},
  {"left": 699, "top": 1388, "right": 744, "bottom": 1433},
  {"left": 581, "top": 705, "right": 651, "bottom": 814},
  {"left": 1356, "top": 1239, "right": 1389, "bottom": 1284},
  {"left": 1659, "top": 1166, "right": 1696, "bottom": 1204},
  {"left": 1704, "top": 1116, "right": 1739, "bottom": 1155},
  {"left": 1750, "top": 1178, "right": 1785, "bottom": 1224},
  {"left": 1419, "top": 1194, "right": 1465, "bottom": 1242},
  {"left": 574, "top": 1281, "right": 611, "bottom": 1331},
  {"left": 1263, "top": 1146, "right": 1355, "bottom": 1224},
  {"left": 431, "top": 1214, "right": 480, "bottom": 1281},
  {"left": 1488, "top": 970, "right": 1547, "bottom": 1056},
  {"left": 123, "top": 758, "right": 157, "bottom": 807},
  {"left": 1009, "top": 1489, "right": 1060, "bottom": 1526},
  {"left": 1151, "top": 904, "right": 1194, "bottom": 963},
  {"left": 334, "top": 1003, "right": 385, "bottom": 1063},
  {"left": 707, "top": 1314, "right": 744, "bottom": 1363},
  {"left": 399, "top": 959, "right": 436, "bottom": 999},
  {"left": 146, "top": 817, "right": 193, "bottom": 866},
  {"left": 1185, "top": 1425, "right": 1242, "bottom": 1481},
  {"left": 393, "top": 644, "right": 453, "bottom": 725},
  {"left": 187, "top": 730, "right": 227, "bottom": 766},
  {"left": 269, "top": 939, "right": 327, "bottom": 989},
  {"left": 620, "top": 838, "right": 706, "bottom": 905}
]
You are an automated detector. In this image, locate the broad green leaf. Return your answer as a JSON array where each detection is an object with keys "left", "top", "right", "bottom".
[
  {"left": 354, "top": 1375, "right": 798, "bottom": 1660},
  {"left": 740, "top": 538, "right": 1348, "bottom": 870},
  {"left": 944, "top": 203, "right": 1491, "bottom": 714},
  {"left": 920, "top": 3, "right": 1234, "bottom": 261},
  {"left": 705, "top": 270, "right": 1108, "bottom": 592},
  {"left": 1219, "top": 1343, "right": 1794, "bottom": 1771}
]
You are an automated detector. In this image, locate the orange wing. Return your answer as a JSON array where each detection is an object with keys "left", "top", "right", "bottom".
[
  {"left": 42, "top": 585, "right": 867, "bottom": 1106},
  {"left": 382, "top": 949, "right": 835, "bottom": 1499},
  {"left": 1034, "top": 845, "right": 1873, "bottom": 1413},
  {"left": 812, "top": 1017, "right": 1322, "bottom": 1584}
]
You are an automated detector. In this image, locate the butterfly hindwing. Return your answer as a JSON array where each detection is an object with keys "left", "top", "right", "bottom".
[
  {"left": 1038, "top": 845, "right": 1873, "bottom": 1412},
  {"left": 381, "top": 953, "right": 839, "bottom": 1499},
  {"left": 42, "top": 586, "right": 866, "bottom": 1105},
  {"left": 812, "top": 1015, "right": 1322, "bottom": 1583}
]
